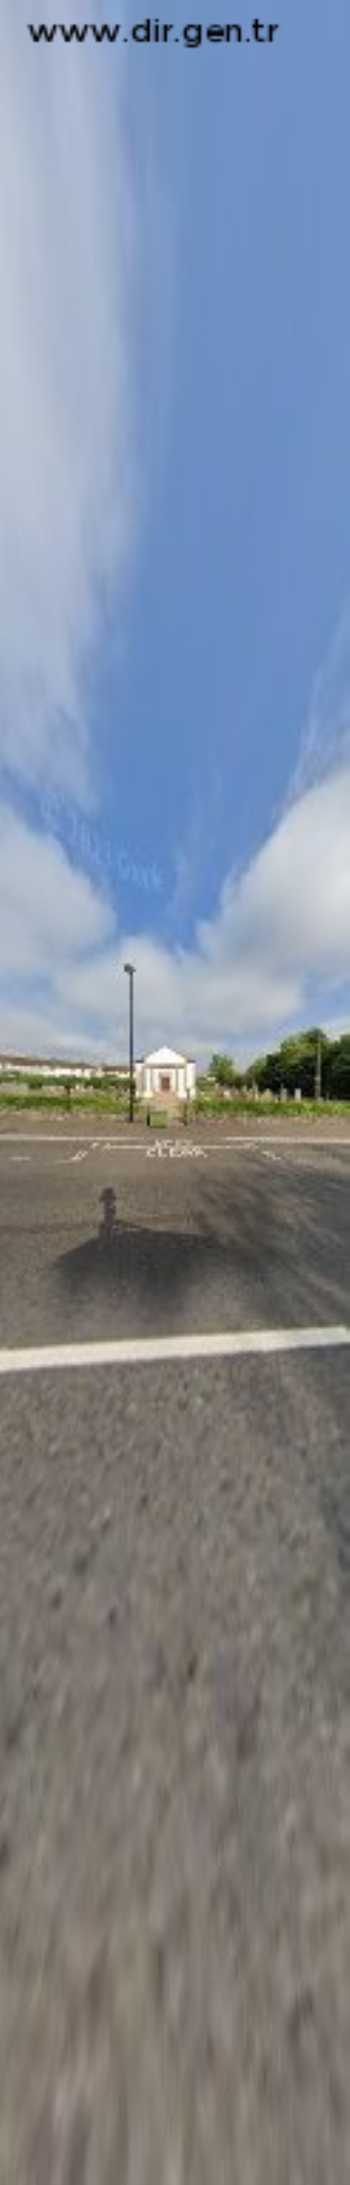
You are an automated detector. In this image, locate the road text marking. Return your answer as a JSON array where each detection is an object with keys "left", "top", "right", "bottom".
[{"left": 146, "top": 1139, "right": 207, "bottom": 1159}]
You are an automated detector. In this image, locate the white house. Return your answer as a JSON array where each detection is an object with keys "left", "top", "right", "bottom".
[{"left": 135, "top": 1046, "right": 196, "bottom": 1103}]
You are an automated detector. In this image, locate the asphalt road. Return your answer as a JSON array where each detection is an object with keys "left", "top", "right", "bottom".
[
  {"left": 1, "top": 1120, "right": 350, "bottom": 1343},
  {"left": 1, "top": 1123, "right": 350, "bottom": 2181}
]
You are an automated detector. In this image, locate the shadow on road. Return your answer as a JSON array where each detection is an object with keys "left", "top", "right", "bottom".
[
  {"left": 51, "top": 1161, "right": 349, "bottom": 1338},
  {"left": 51, "top": 1170, "right": 288, "bottom": 1339},
  {"left": 54, "top": 1185, "right": 224, "bottom": 1325}
]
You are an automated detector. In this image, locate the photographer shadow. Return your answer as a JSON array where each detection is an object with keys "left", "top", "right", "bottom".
[{"left": 53, "top": 1182, "right": 221, "bottom": 1336}]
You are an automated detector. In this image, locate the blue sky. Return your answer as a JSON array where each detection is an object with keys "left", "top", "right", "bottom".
[{"left": 1, "top": 0, "right": 350, "bottom": 1061}]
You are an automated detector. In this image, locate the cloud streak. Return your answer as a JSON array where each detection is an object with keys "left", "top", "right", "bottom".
[
  {"left": 291, "top": 602, "right": 350, "bottom": 796},
  {"left": 1, "top": 14, "right": 350, "bottom": 1068},
  {"left": 0, "top": 0, "right": 138, "bottom": 800}
]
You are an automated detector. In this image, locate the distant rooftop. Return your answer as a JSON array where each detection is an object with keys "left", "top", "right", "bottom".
[{"left": 0, "top": 1053, "right": 130, "bottom": 1071}]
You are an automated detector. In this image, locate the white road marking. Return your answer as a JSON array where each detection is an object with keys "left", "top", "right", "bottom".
[
  {"left": 224, "top": 1144, "right": 350, "bottom": 1162},
  {"left": 0, "top": 1326, "right": 349, "bottom": 1376},
  {"left": 0, "top": 1134, "right": 146, "bottom": 1148},
  {"left": 146, "top": 1140, "right": 207, "bottom": 1160},
  {"left": 0, "top": 1131, "right": 350, "bottom": 1158},
  {"left": 10, "top": 1155, "right": 31, "bottom": 1164},
  {"left": 62, "top": 1148, "right": 91, "bottom": 1164},
  {"left": 259, "top": 1149, "right": 285, "bottom": 1165}
]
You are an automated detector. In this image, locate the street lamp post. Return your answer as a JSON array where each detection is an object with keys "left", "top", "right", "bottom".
[
  {"left": 124, "top": 963, "right": 135, "bottom": 1122},
  {"left": 315, "top": 1031, "right": 322, "bottom": 1103}
]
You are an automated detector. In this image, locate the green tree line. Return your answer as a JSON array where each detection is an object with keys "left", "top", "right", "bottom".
[{"left": 207, "top": 1031, "right": 350, "bottom": 1100}]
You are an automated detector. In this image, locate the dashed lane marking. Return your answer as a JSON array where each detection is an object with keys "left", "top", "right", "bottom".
[{"left": 62, "top": 1148, "right": 91, "bottom": 1164}]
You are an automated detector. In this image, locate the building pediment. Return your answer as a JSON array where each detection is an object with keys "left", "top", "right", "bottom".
[{"left": 143, "top": 1045, "right": 187, "bottom": 1067}]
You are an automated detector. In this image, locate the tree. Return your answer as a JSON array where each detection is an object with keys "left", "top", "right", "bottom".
[
  {"left": 246, "top": 1054, "right": 269, "bottom": 1089},
  {"left": 329, "top": 1037, "right": 350, "bottom": 1100},
  {"left": 259, "top": 1050, "right": 284, "bottom": 1094},
  {"left": 290, "top": 1029, "right": 331, "bottom": 1098},
  {"left": 209, "top": 1054, "right": 235, "bottom": 1087},
  {"left": 245, "top": 1028, "right": 333, "bottom": 1098}
]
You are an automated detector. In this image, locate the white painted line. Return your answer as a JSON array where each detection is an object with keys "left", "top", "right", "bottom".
[
  {"left": 0, "top": 1134, "right": 146, "bottom": 1147},
  {"left": 224, "top": 1137, "right": 264, "bottom": 1148},
  {"left": 224, "top": 1135, "right": 350, "bottom": 1149},
  {"left": 0, "top": 1326, "right": 349, "bottom": 1376}
]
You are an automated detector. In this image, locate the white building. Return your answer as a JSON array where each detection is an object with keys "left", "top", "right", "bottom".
[{"left": 135, "top": 1046, "right": 196, "bottom": 1103}]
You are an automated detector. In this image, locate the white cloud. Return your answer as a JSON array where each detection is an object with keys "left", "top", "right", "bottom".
[
  {"left": 0, "top": 809, "right": 117, "bottom": 1058},
  {"left": 1, "top": 765, "right": 350, "bottom": 1062},
  {"left": 0, "top": 0, "right": 139, "bottom": 800},
  {"left": 200, "top": 765, "right": 350, "bottom": 991},
  {"left": 0, "top": 808, "right": 114, "bottom": 980}
]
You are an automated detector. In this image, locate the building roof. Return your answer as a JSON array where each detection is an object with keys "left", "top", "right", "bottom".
[
  {"left": 0, "top": 1053, "right": 129, "bottom": 1072},
  {"left": 143, "top": 1045, "right": 188, "bottom": 1067}
]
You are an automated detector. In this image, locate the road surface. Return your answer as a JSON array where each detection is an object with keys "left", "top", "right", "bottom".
[{"left": 0, "top": 1121, "right": 350, "bottom": 2181}]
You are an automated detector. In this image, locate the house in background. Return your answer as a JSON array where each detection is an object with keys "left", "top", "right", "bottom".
[
  {"left": 135, "top": 1046, "right": 196, "bottom": 1104},
  {"left": 0, "top": 1047, "right": 197, "bottom": 1105}
]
